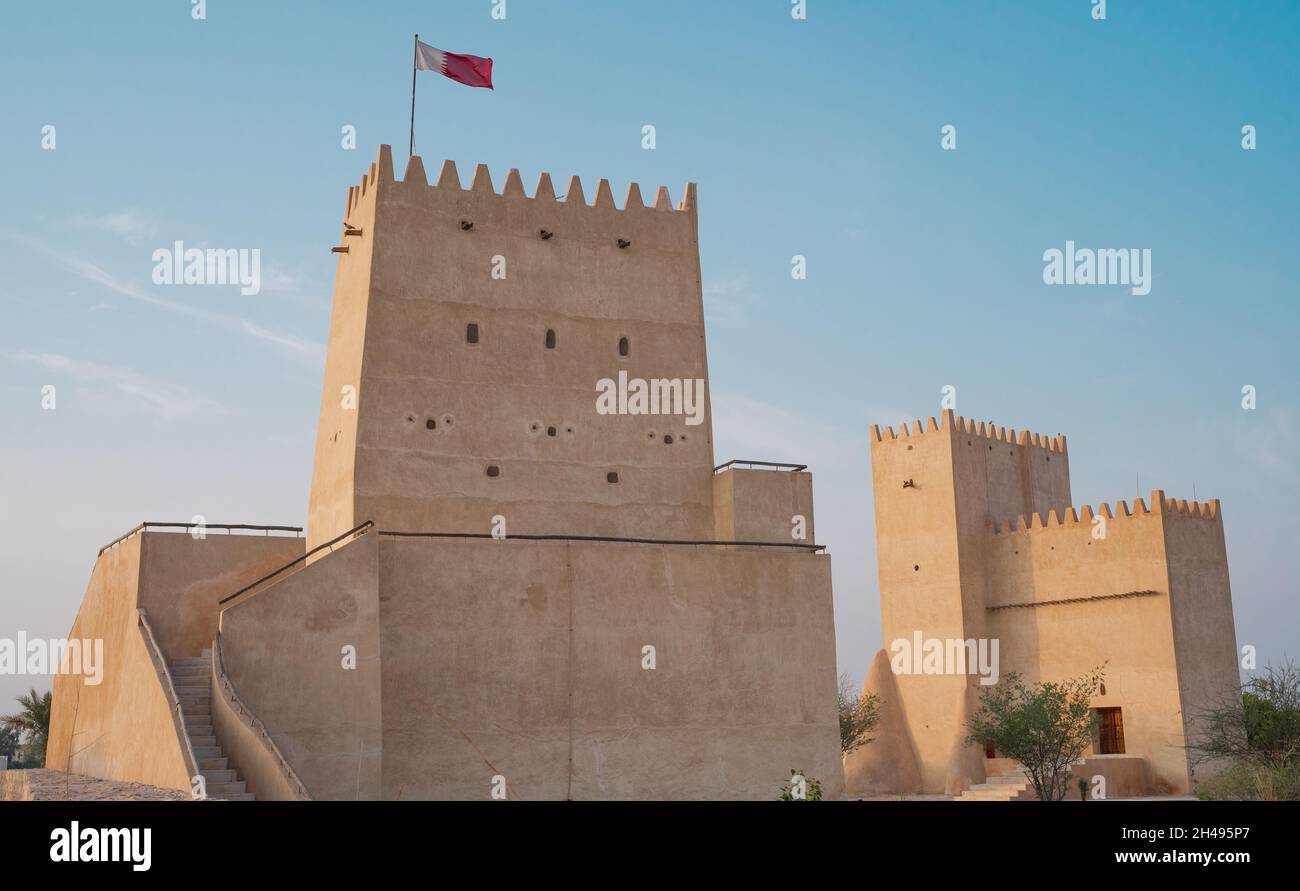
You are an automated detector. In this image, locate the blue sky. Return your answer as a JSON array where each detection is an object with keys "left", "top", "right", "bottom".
[{"left": 1, "top": 1, "right": 1297, "bottom": 712}]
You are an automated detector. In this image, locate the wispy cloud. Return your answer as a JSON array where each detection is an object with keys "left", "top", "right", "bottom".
[
  {"left": 8, "top": 234, "right": 324, "bottom": 360},
  {"left": 703, "top": 273, "right": 760, "bottom": 326},
  {"left": 73, "top": 209, "right": 159, "bottom": 245},
  {"left": 712, "top": 392, "right": 852, "bottom": 470},
  {"left": 6, "top": 350, "right": 224, "bottom": 420}
]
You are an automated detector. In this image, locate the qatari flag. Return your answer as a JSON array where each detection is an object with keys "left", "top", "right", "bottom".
[{"left": 415, "top": 39, "right": 494, "bottom": 89}]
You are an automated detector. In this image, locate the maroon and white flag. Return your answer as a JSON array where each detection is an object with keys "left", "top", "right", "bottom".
[{"left": 415, "top": 39, "right": 494, "bottom": 89}]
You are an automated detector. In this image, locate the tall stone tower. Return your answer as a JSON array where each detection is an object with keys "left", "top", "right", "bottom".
[
  {"left": 852, "top": 409, "right": 1238, "bottom": 797},
  {"left": 307, "top": 144, "right": 714, "bottom": 548},
  {"left": 868, "top": 411, "right": 1070, "bottom": 791}
]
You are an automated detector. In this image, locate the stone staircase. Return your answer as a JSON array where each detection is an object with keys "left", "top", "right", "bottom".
[
  {"left": 170, "top": 651, "right": 255, "bottom": 801},
  {"left": 955, "top": 765, "right": 1035, "bottom": 801}
]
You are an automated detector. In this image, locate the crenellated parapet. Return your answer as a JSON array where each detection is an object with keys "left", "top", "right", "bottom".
[
  {"left": 870, "top": 409, "right": 1067, "bottom": 454},
  {"left": 342, "top": 144, "right": 696, "bottom": 223},
  {"left": 991, "top": 489, "right": 1222, "bottom": 537}
]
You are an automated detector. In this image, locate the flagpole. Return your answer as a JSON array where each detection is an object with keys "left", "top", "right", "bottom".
[{"left": 409, "top": 33, "right": 418, "bottom": 160}]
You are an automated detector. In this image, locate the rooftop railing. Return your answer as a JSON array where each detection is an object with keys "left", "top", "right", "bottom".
[
  {"left": 378, "top": 529, "right": 824, "bottom": 551},
  {"left": 98, "top": 522, "right": 304, "bottom": 557},
  {"left": 713, "top": 459, "right": 808, "bottom": 473}
]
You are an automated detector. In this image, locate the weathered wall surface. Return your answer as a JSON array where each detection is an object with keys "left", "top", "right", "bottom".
[
  {"left": 136, "top": 533, "right": 305, "bottom": 657},
  {"left": 219, "top": 532, "right": 382, "bottom": 800},
  {"left": 377, "top": 537, "right": 842, "bottom": 800},
  {"left": 986, "top": 498, "right": 1191, "bottom": 792},
  {"left": 45, "top": 537, "right": 192, "bottom": 791},
  {"left": 843, "top": 647, "right": 922, "bottom": 795},
  {"left": 208, "top": 648, "right": 309, "bottom": 801},
  {"left": 1161, "top": 496, "right": 1240, "bottom": 785},
  {"left": 869, "top": 416, "right": 972, "bottom": 791},
  {"left": 713, "top": 467, "right": 815, "bottom": 544},
  {"left": 309, "top": 146, "right": 716, "bottom": 547},
  {"left": 306, "top": 158, "right": 382, "bottom": 550},
  {"left": 866, "top": 411, "right": 1236, "bottom": 796}
]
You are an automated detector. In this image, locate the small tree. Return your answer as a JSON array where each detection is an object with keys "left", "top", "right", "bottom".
[
  {"left": 2, "top": 688, "right": 53, "bottom": 768},
  {"left": 838, "top": 673, "right": 881, "bottom": 757},
  {"left": 965, "top": 667, "right": 1104, "bottom": 801},
  {"left": 777, "top": 768, "right": 824, "bottom": 801},
  {"left": 1188, "top": 660, "right": 1300, "bottom": 801}
]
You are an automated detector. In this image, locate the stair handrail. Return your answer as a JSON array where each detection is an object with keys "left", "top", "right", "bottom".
[
  {"left": 212, "top": 631, "right": 312, "bottom": 800},
  {"left": 218, "top": 520, "right": 374, "bottom": 605},
  {"left": 137, "top": 608, "right": 202, "bottom": 797}
]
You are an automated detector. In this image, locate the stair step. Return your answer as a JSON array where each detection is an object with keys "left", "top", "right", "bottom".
[
  {"left": 203, "top": 769, "right": 236, "bottom": 783},
  {"left": 967, "top": 782, "right": 1028, "bottom": 792},
  {"left": 206, "top": 781, "right": 247, "bottom": 796},
  {"left": 213, "top": 792, "right": 256, "bottom": 801},
  {"left": 190, "top": 735, "right": 217, "bottom": 747},
  {"left": 958, "top": 791, "right": 1022, "bottom": 801},
  {"left": 198, "top": 757, "right": 228, "bottom": 771},
  {"left": 193, "top": 746, "right": 222, "bottom": 758}
]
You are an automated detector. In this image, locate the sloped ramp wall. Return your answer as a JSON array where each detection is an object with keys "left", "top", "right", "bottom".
[
  {"left": 45, "top": 537, "right": 192, "bottom": 791},
  {"left": 208, "top": 638, "right": 312, "bottom": 801},
  {"left": 218, "top": 532, "right": 383, "bottom": 800}
]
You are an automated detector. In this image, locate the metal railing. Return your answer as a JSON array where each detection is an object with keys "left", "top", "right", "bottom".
[
  {"left": 99, "top": 522, "right": 303, "bottom": 556},
  {"left": 137, "top": 608, "right": 202, "bottom": 792},
  {"left": 218, "top": 519, "right": 822, "bottom": 609},
  {"left": 378, "top": 529, "right": 824, "bottom": 552},
  {"left": 218, "top": 521, "right": 374, "bottom": 606},
  {"left": 713, "top": 459, "right": 808, "bottom": 473},
  {"left": 212, "top": 632, "right": 313, "bottom": 800}
]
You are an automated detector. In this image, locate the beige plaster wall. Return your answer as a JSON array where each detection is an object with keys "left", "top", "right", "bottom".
[
  {"left": 843, "top": 647, "right": 922, "bottom": 795},
  {"left": 45, "top": 537, "right": 192, "bottom": 791},
  {"left": 306, "top": 156, "right": 382, "bottom": 550},
  {"left": 986, "top": 499, "right": 1190, "bottom": 793},
  {"left": 866, "top": 411, "right": 1235, "bottom": 796},
  {"left": 1069, "top": 755, "right": 1149, "bottom": 799},
  {"left": 309, "top": 145, "right": 717, "bottom": 547},
  {"left": 869, "top": 416, "right": 972, "bottom": 791},
  {"left": 713, "top": 467, "right": 815, "bottom": 543},
  {"left": 1161, "top": 496, "right": 1240, "bottom": 787},
  {"left": 218, "top": 532, "right": 383, "bottom": 800},
  {"left": 376, "top": 537, "right": 842, "bottom": 800},
  {"left": 136, "top": 532, "right": 305, "bottom": 657},
  {"left": 208, "top": 647, "right": 308, "bottom": 801}
]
